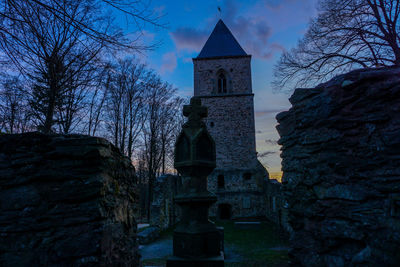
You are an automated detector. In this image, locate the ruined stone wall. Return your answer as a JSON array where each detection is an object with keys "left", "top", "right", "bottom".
[
  {"left": 208, "top": 162, "right": 268, "bottom": 219},
  {"left": 150, "top": 174, "right": 182, "bottom": 230},
  {"left": 193, "top": 56, "right": 252, "bottom": 96},
  {"left": 277, "top": 67, "right": 400, "bottom": 266},
  {"left": 264, "top": 180, "right": 291, "bottom": 233},
  {"left": 0, "top": 133, "right": 139, "bottom": 267}
]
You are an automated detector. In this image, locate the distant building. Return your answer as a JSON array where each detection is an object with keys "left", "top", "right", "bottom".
[
  {"left": 150, "top": 174, "right": 182, "bottom": 230},
  {"left": 193, "top": 19, "right": 269, "bottom": 219}
]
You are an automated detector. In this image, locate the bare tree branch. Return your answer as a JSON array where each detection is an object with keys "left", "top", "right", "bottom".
[{"left": 273, "top": 0, "right": 400, "bottom": 91}]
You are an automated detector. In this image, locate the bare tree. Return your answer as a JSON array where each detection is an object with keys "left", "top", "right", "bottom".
[
  {"left": 159, "top": 97, "right": 184, "bottom": 175},
  {"left": 140, "top": 74, "right": 181, "bottom": 222},
  {"left": 0, "top": 75, "right": 31, "bottom": 133},
  {"left": 0, "top": 0, "right": 162, "bottom": 132},
  {"left": 1, "top": 1, "right": 105, "bottom": 132},
  {"left": 0, "top": 0, "right": 162, "bottom": 51},
  {"left": 104, "top": 58, "right": 147, "bottom": 157},
  {"left": 273, "top": 0, "right": 400, "bottom": 90},
  {"left": 86, "top": 68, "right": 110, "bottom": 137},
  {"left": 125, "top": 62, "right": 147, "bottom": 159},
  {"left": 49, "top": 73, "right": 84, "bottom": 134}
]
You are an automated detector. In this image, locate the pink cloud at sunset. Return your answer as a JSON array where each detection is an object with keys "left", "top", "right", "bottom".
[
  {"left": 160, "top": 52, "right": 177, "bottom": 74},
  {"left": 169, "top": 28, "right": 208, "bottom": 52},
  {"left": 168, "top": 0, "right": 317, "bottom": 61}
]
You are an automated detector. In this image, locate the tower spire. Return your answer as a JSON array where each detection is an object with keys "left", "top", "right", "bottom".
[{"left": 196, "top": 20, "right": 247, "bottom": 59}]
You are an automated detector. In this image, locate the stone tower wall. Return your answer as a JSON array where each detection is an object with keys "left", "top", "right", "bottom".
[
  {"left": 193, "top": 56, "right": 256, "bottom": 169},
  {"left": 201, "top": 96, "right": 257, "bottom": 169},
  {"left": 193, "top": 56, "right": 252, "bottom": 96},
  {"left": 193, "top": 55, "right": 268, "bottom": 219}
]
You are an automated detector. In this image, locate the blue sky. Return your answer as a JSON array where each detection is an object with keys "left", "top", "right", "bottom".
[{"left": 125, "top": 0, "right": 319, "bottom": 178}]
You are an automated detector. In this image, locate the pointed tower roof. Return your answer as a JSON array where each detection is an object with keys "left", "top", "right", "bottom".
[{"left": 197, "top": 19, "right": 247, "bottom": 59}]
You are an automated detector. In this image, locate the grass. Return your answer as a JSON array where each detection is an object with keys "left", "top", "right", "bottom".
[
  {"left": 141, "top": 220, "right": 289, "bottom": 266},
  {"left": 216, "top": 220, "right": 289, "bottom": 266}
]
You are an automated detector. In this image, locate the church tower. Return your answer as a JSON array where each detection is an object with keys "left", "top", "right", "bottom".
[{"left": 193, "top": 20, "right": 268, "bottom": 219}]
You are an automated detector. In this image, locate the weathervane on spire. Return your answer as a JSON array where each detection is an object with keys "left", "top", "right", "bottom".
[{"left": 218, "top": 6, "right": 221, "bottom": 18}]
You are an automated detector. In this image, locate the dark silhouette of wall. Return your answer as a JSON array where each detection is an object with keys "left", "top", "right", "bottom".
[
  {"left": 277, "top": 67, "right": 400, "bottom": 266},
  {"left": 0, "top": 133, "right": 139, "bottom": 266}
]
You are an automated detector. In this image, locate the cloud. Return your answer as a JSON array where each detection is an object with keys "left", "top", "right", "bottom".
[
  {"left": 213, "top": 0, "right": 317, "bottom": 59},
  {"left": 166, "top": 0, "right": 318, "bottom": 69},
  {"left": 153, "top": 5, "right": 166, "bottom": 16},
  {"left": 169, "top": 28, "right": 208, "bottom": 52},
  {"left": 255, "top": 109, "right": 286, "bottom": 117},
  {"left": 218, "top": 0, "right": 274, "bottom": 59},
  {"left": 168, "top": 0, "right": 276, "bottom": 59},
  {"left": 263, "top": 0, "right": 319, "bottom": 12},
  {"left": 265, "top": 139, "right": 278, "bottom": 145},
  {"left": 168, "top": 0, "right": 296, "bottom": 61},
  {"left": 258, "top": 151, "right": 277, "bottom": 157},
  {"left": 160, "top": 52, "right": 177, "bottom": 74}
]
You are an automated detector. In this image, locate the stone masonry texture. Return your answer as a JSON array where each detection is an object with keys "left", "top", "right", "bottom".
[
  {"left": 150, "top": 174, "right": 182, "bottom": 230},
  {"left": 202, "top": 96, "right": 257, "bottom": 169},
  {"left": 276, "top": 67, "right": 400, "bottom": 266},
  {"left": 193, "top": 56, "right": 252, "bottom": 96},
  {"left": 0, "top": 132, "right": 139, "bottom": 267},
  {"left": 193, "top": 56, "right": 268, "bottom": 219}
]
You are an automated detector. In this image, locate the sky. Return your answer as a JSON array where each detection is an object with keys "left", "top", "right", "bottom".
[{"left": 123, "top": 0, "right": 319, "bottom": 179}]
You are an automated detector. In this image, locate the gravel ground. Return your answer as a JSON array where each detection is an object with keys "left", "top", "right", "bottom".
[{"left": 139, "top": 236, "right": 172, "bottom": 260}]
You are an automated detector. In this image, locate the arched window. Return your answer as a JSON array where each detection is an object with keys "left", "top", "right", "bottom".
[{"left": 217, "top": 72, "right": 227, "bottom": 94}]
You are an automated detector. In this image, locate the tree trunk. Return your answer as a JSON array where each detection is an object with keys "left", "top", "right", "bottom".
[{"left": 43, "top": 83, "right": 56, "bottom": 133}]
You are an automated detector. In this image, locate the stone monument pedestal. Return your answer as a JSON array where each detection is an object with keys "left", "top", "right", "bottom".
[
  {"left": 166, "top": 191, "right": 224, "bottom": 266},
  {"left": 167, "top": 97, "right": 224, "bottom": 266}
]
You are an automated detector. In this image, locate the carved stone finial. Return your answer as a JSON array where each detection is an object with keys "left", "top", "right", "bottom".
[{"left": 183, "top": 97, "right": 207, "bottom": 128}]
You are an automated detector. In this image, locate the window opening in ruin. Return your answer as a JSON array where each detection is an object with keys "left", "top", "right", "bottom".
[
  {"left": 217, "top": 73, "right": 227, "bottom": 93},
  {"left": 210, "top": 121, "right": 214, "bottom": 127},
  {"left": 217, "top": 174, "right": 225, "bottom": 189},
  {"left": 243, "top": 172, "right": 251, "bottom": 180},
  {"left": 218, "top": 204, "right": 232, "bottom": 220}
]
